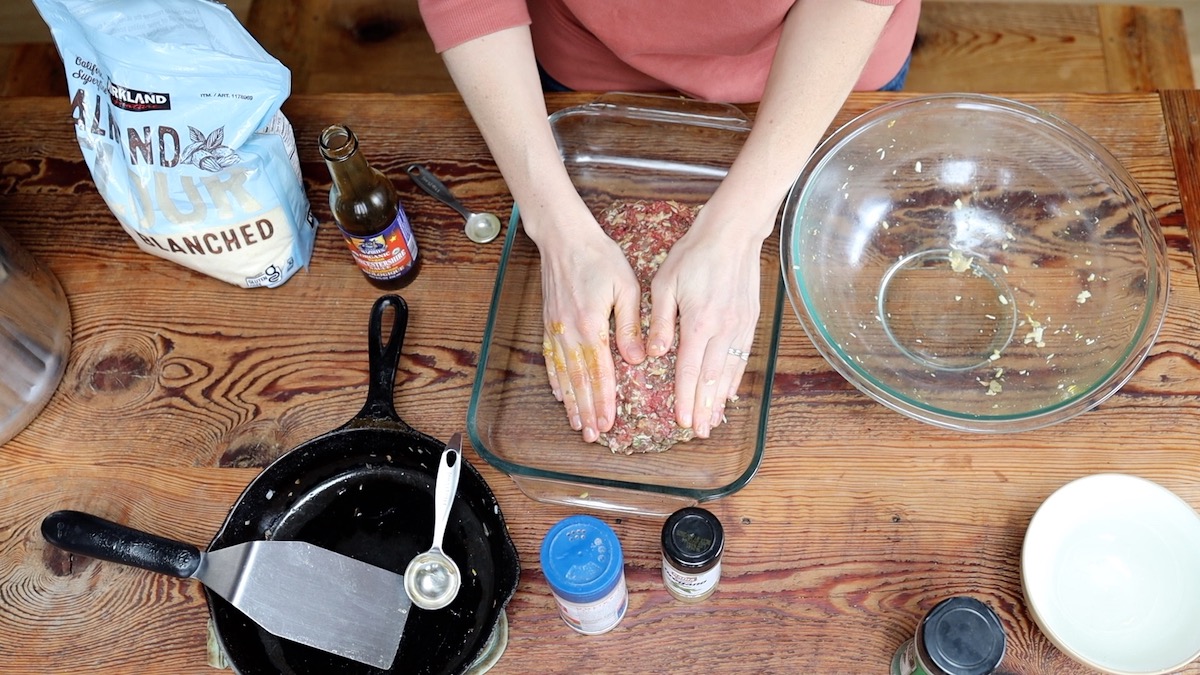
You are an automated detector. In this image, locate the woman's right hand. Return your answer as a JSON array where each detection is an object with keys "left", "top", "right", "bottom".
[{"left": 533, "top": 204, "right": 645, "bottom": 443}]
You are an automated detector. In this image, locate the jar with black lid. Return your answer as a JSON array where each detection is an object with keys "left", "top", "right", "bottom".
[
  {"left": 891, "top": 596, "right": 1006, "bottom": 675},
  {"left": 660, "top": 506, "right": 724, "bottom": 602}
]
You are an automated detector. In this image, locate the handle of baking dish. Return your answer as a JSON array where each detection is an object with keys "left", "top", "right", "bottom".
[{"left": 587, "top": 92, "right": 752, "bottom": 132}]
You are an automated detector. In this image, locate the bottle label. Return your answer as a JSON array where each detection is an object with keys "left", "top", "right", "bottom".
[
  {"left": 552, "top": 574, "right": 628, "bottom": 635},
  {"left": 338, "top": 204, "right": 418, "bottom": 281},
  {"left": 890, "top": 639, "right": 931, "bottom": 675},
  {"left": 662, "top": 558, "right": 721, "bottom": 600}
]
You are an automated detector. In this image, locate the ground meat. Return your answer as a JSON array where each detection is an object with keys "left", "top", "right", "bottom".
[{"left": 594, "top": 199, "right": 698, "bottom": 454}]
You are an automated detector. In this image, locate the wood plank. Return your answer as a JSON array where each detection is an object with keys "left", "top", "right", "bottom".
[
  {"left": 295, "top": 0, "right": 455, "bottom": 94},
  {"left": 1162, "top": 89, "right": 1200, "bottom": 287},
  {"left": 908, "top": 2, "right": 1110, "bottom": 91},
  {"left": 0, "top": 462, "right": 256, "bottom": 674},
  {"left": 1100, "top": 5, "right": 1196, "bottom": 91},
  {"left": 3, "top": 2, "right": 1193, "bottom": 97},
  {"left": 0, "top": 42, "right": 63, "bottom": 97},
  {"left": 245, "top": 0, "right": 456, "bottom": 95},
  {"left": 244, "top": 0, "right": 325, "bottom": 96}
]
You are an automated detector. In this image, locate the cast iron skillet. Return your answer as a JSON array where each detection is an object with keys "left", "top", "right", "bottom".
[{"left": 207, "top": 294, "right": 520, "bottom": 674}]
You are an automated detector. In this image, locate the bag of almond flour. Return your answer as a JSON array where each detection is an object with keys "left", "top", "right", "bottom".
[{"left": 33, "top": 0, "right": 318, "bottom": 288}]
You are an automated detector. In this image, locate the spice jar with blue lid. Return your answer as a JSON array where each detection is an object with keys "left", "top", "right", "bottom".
[
  {"left": 891, "top": 596, "right": 1007, "bottom": 675},
  {"left": 540, "top": 514, "right": 628, "bottom": 635}
]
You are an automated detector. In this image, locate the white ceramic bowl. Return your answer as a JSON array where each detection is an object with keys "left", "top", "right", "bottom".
[{"left": 1022, "top": 474, "right": 1200, "bottom": 674}]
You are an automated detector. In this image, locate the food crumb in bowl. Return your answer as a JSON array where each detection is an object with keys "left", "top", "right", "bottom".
[
  {"left": 980, "top": 368, "right": 1005, "bottom": 396},
  {"left": 948, "top": 249, "right": 972, "bottom": 273},
  {"left": 1024, "top": 318, "right": 1047, "bottom": 347}
]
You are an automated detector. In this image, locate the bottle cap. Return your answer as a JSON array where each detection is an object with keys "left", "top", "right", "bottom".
[
  {"left": 661, "top": 507, "right": 724, "bottom": 570},
  {"left": 916, "top": 596, "right": 1006, "bottom": 675},
  {"left": 540, "top": 515, "right": 624, "bottom": 604}
]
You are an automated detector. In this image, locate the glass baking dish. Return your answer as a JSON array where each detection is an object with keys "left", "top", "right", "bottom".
[{"left": 467, "top": 93, "right": 783, "bottom": 517}]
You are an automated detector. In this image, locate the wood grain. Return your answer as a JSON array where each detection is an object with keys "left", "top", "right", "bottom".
[
  {"left": 0, "top": 42, "right": 63, "bottom": 97},
  {"left": 909, "top": 3, "right": 1194, "bottom": 92},
  {"left": 1099, "top": 5, "right": 1196, "bottom": 91},
  {"left": 1, "top": 92, "right": 1199, "bottom": 674},
  {"left": 244, "top": 0, "right": 456, "bottom": 95},
  {"left": 909, "top": 2, "right": 1109, "bottom": 91},
  {"left": 1163, "top": 90, "right": 1200, "bottom": 278},
  {"left": 243, "top": 0, "right": 323, "bottom": 98}
]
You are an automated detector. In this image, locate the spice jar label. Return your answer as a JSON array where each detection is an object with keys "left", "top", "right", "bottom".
[
  {"left": 553, "top": 574, "right": 628, "bottom": 635},
  {"left": 662, "top": 559, "right": 721, "bottom": 600},
  {"left": 541, "top": 515, "right": 629, "bottom": 635}
]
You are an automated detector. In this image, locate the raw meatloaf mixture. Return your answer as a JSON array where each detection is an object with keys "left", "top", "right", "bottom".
[{"left": 596, "top": 199, "right": 698, "bottom": 454}]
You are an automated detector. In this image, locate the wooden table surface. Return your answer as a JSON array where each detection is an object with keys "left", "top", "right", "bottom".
[
  {"left": 5, "top": 3, "right": 1195, "bottom": 96},
  {"left": 2, "top": 91, "right": 1200, "bottom": 674}
]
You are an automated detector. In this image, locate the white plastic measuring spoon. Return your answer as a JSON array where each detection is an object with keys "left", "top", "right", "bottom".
[{"left": 404, "top": 432, "right": 463, "bottom": 610}]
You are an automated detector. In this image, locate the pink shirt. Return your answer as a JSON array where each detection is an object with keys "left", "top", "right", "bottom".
[{"left": 418, "top": 0, "right": 920, "bottom": 102}]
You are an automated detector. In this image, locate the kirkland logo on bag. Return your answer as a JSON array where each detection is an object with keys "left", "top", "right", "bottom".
[{"left": 33, "top": 0, "right": 318, "bottom": 289}]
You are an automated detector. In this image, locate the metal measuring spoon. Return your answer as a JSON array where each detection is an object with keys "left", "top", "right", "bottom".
[
  {"left": 404, "top": 432, "right": 463, "bottom": 610},
  {"left": 405, "top": 164, "right": 502, "bottom": 244}
]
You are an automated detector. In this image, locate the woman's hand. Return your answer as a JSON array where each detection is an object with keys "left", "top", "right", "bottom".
[
  {"left": 641, "top": 0, "right": 898, "bottom": 437},
  {"left": 647, "top": 205, "right": 766, "bottom": 438},
  {"left": 440, "top": 27, "right": 647, "bottom": 443},
  {"left": 535, "top": 205, "right": 645, "bottom": 443}
]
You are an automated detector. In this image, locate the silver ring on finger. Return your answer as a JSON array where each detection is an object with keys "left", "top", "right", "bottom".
[{"left": 727, "top": 347, "right": 750, "bottom": 361}]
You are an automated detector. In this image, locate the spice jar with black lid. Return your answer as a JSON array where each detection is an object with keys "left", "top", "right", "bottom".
[
  {"left": 891, "top": 596, "right": 1007, "bottom": 675},
  {"left": 661, "top": 506, "right": 724, "bottom": 602}
]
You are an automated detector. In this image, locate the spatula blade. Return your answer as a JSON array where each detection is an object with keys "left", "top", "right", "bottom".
[{"left": 200, "top": 540, "right": 410, "bottom": 670}]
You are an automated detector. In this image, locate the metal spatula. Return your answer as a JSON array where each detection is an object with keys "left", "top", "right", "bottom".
[{"left": 41, "top": 510, "right": 410, "bottom": 670}]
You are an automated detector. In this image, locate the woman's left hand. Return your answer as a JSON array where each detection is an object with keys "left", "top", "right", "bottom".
[{"left": 646, "top": 206, "right": 766, "bottom": 438}]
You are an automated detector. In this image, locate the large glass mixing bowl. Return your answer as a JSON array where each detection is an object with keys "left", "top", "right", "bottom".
[{"left": 781, "top": 94, "right": 1168, "bottom": 433}]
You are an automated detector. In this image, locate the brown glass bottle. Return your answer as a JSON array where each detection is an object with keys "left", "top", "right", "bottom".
[{"left": 318, "top": 124, "right": 420, "bottom": 288}]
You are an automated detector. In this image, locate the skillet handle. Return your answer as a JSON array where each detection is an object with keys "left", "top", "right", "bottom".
[
  {"left": 41, "top": 510, "right": 202, "bottom": 579},
  {"left": 358, "top": 294, "right": 410, "bottom": 423}
]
